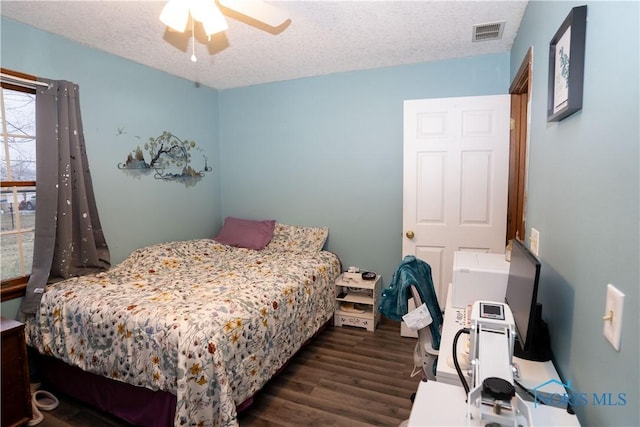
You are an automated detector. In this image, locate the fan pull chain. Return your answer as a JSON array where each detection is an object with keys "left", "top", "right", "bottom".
[{"left": 190, "top": 16, "right": 197, "bottom": 63}]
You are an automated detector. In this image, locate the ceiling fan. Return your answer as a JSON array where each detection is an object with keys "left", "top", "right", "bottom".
[
  {"left": 160, "top": 0, "right": 290, "bottom": 43},
  {"left": 160, "top": 0, "right": 289, "bottom": 61}
]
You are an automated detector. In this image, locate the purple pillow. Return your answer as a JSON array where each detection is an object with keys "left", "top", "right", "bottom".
[{"left": 214, "top": 217, "right": 276, "bottom": 250}]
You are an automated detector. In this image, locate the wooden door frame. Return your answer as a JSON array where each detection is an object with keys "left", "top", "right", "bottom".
[{"left": 507, "top": 48, "right": 532, "bottom": 243}]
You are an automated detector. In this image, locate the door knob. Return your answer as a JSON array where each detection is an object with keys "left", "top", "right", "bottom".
[{"left": 405, "top": 230, "right": 415, "bottom": 239}]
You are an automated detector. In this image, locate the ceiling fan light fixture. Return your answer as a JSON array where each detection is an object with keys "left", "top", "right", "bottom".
[
  {"left": 160, "top": 0, "right": 190, "bottom": 32},
  {"left": 191, "top": 0, "right": 229, "bottom": 36}
]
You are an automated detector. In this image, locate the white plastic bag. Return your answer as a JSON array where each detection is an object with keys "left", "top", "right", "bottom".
[{"left": 402, "top": 302, "right": 433, "bottom": 330}]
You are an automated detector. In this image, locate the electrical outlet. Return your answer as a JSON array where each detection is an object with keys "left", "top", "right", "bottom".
[
  {"left": 530, "top": 228, "right": 540, "bottom": 256},
  {"left": 603, "top": 284, "right": 625, "bottom": 351}
]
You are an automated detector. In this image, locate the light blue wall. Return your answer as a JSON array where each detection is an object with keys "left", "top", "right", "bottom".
[
  {"left": 218, "top": 54, "right": 509, "bottom": 288},
  {"left": 0, "top": 18, "right": 222, "bottom": 319},
  {"left": 511, "top": 2, "right": 639, "bottom": 425}
]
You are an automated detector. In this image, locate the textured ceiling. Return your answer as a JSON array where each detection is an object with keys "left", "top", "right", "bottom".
[{"left": 1, "top": 1, "right": 528, "bottom": 90}]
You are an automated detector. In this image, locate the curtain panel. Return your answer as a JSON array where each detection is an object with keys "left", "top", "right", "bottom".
[{"left": 21, "top": 80, "right": 110, "bottom": 315}]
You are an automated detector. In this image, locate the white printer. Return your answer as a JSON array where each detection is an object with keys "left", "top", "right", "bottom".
[{"left": 451, "top": 251, "right": 510, "bottom": 308}]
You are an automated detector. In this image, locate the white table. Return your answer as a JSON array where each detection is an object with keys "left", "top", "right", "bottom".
[{"left": 408, "top": 380, "right": 580, "bottom": 426}]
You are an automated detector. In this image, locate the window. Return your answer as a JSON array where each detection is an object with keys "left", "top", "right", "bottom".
[{"left": 1, "top": 70, "right": 37, "bottom": 301}]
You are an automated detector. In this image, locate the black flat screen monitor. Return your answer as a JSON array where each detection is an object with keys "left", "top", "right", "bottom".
[{"left": 504, "top": 239, "right": 551, "bottom": 361}]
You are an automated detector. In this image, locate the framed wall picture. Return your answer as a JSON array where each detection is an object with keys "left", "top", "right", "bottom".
[{"left": 547, "top": 5, "right": 587, "bottom": 122}]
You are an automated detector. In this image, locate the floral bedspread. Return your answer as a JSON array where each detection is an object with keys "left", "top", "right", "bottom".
[{"left": 25, "top": 239, "right": 341, "bottom": 426}]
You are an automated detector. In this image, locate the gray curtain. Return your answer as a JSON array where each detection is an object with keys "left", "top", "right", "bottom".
[{"left": 21, "top": 80, "right": 110, "bottom": 315}]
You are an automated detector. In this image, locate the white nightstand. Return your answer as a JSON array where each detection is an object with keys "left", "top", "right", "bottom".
[{"left": 334, "top": 273, "right": 381, "bottom": 332}]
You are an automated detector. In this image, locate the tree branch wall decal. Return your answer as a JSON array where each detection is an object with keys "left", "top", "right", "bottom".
[{"left": 118, "top": 131, "right": 211, "bottom": 184}]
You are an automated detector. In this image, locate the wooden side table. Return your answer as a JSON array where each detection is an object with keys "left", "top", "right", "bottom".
[
  {"left": 1, "top": 317, "right": 32, "bottom": 427},
  {"left": 334, "top": 273, "right": 381, "bottom": 332}
]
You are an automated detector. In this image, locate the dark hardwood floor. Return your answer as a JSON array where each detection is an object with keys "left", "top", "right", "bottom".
[{"left": 35, "top": 319, "right": 422, "bottom": 427}]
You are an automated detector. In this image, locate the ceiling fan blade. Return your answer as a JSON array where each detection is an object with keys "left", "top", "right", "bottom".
[{"left": 217, "top": 0, "right": 289, "bottom": 28}]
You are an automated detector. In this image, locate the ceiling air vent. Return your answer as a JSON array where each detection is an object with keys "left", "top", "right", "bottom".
[{"left": 472, "top": 21, "right": 505, "bottom": 42}]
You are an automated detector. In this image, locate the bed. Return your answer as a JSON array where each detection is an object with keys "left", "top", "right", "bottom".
[{"left": 24, "top": 220, "right": 341, "bottom": 426}]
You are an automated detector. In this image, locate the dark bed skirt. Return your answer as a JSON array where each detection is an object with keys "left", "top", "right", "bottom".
[
  {"left": 40, "top": 356, "right": 178, "bottom": 427},
  {"left": 38, "top": 355, "right": 260, "bottom": 427},
  {"left": 35, "top": 317, "right": 332, "bottom": 426}
]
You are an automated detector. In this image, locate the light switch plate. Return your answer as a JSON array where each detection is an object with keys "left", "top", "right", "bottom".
[
  {"left": 603, "top": 284, "right": 625, "bottom": 351},
  {"left": 530, "top": 228, "right": 540, "bottom": 256}
]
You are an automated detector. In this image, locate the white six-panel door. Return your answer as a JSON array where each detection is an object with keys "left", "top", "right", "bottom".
[{"left": 403, "top": 95, "right": 510, "bottom": 307}]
